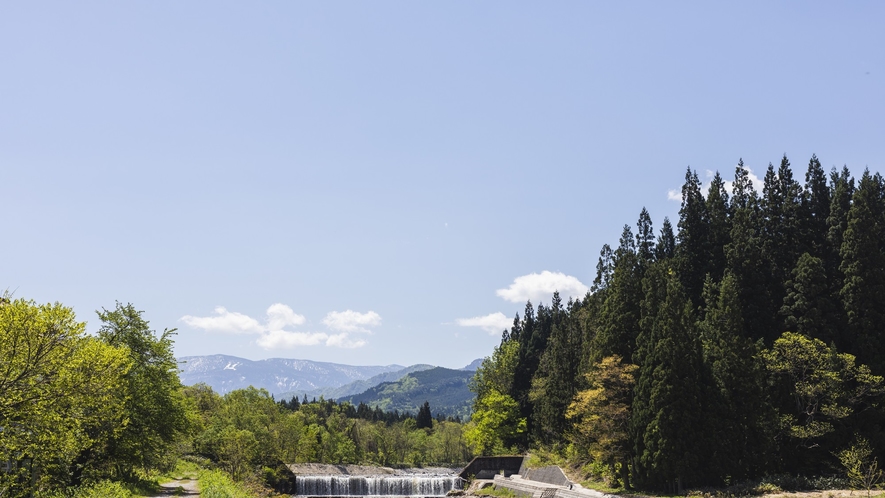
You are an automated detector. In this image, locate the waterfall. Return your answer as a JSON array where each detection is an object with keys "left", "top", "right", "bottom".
[{"left": 294, "top": 475, "right": 462, "bottom": 497}]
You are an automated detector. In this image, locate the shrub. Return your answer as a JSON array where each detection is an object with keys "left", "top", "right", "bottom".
[{"left": 199, "top": 469, "right": 253, "bottom": 498}]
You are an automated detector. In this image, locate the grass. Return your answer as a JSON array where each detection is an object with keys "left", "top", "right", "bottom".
[
  {"left": 198, "top": 469, "right": 257, "bottom": 498},
  {"left": 474, "top": 485, "right": 519, "bottom": 498}
]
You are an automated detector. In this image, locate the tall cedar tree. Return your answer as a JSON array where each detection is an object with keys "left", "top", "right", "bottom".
[
  {"left": 595, "top": 226, "right": 642, "bottom": 363},
  {"left": 636, "top": 208, "right": 656, "bottom": 266},
  {"left": 531, "top": 294, "right": 584, "bottom": 445},
  {"left": 416, "top": 402, "right": 433, "bottom": 429},
  {"left": 633, "top": 267, "right": 707, "bottom": 490},
  {"left": 825, "top": 166, "right": 854, "bottom": 347},
  {"left": 675, "top": 168, "right": 710, "bottom": 308},
  {"left": 701, "top": 273, "right": 775, "bottom": 481},
  {"left": 705, "top": 172, "right": 731, "bottom": 282},
  {"left": 513, "top": 300, "right": 551, "bottom": 448},
  {"left": 510, "top": 301, "right": 536, "bottom": 428},
  {"left": 781, "top": 253, "right": 840, "bottom": 345},
  {"left": 655, "top": 217, "right": 676, "bottom": 261},
  {"left": 725, "top": 160, "right": 773, "bottom": 344},
  {"left": 839, "top": 170, "right": 885, "bottom": 374},
  {"left": 801, "top": 155, "right": 831, "bottom": 259},
  {"left": 759, "top": 156, "right": 804, "bottom": 342}
]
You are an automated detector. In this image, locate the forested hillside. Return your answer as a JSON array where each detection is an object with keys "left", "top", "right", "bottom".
[
  {"left": 338, "top": 367, "right": 474, "bottom": 419},
  {"left": 468, "top": 156, "right": 885, "bottom": 491}
]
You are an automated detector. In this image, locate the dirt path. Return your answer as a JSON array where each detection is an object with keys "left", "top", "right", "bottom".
[{"left": 148, "top": 478, "right": 199, "bottom": 497}]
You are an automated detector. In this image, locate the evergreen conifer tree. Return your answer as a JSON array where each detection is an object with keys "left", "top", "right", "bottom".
[
  {"left": 634, "top": 271, "right": 706, "bottom": 490},
  {"left": 781, "top": 253, "right": 840, "bottom": 345},
  {"left": 655, "top": 217, "right": 676, "bottom": 261},
  {"left": 839, "top": 170, "right": 885, "bottom": 373},
  {"left": 701, "top": 273, "right": 774, "bottom": 480},
  {"left": 705, "top": 171, "right": 731, "bottom": 281},
  {"left": 726, "top": 160, "right": 774, "bottom": 343},
  {"left": 416, "top": 402, "right": 433, "bottom": 429},
  {"left": 636, "top": 208, "right": 656, "bottom": 266},
  {"left": 595, "top": 226, "right": 642, "bottom": 363},
  {"left": 676, "top": 168, "right": 711, "bottom": 307},
  {"left": 801, "top": 155, "right": 831, "bottom": 258}
]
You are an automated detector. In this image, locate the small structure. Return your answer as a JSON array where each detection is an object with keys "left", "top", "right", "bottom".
[{"left": 458, "top": 456, "right": 525, "bottom": 480}]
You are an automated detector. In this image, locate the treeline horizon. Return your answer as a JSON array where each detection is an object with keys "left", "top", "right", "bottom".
[{"left": 469, "top": 155, "right": 885, "bottom": 491}]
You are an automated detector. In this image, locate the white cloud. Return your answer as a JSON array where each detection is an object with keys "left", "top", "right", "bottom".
[
  {"left": 180, "top": 304, "right": 372, "bottom": 350},
  {"left": 180, "top": 306, "right": 264, "bottom": 334},
  {"left": 496, "top": 271, "right": 590, "bottom": 303},
  {"left": 322, "top": 310, "right": 382, "bottom": 333},
  {"left": 668, "top": 165, "right": 763, "bottom": 202},
  {"left": 256, "top": 330, "right": 329, "bottom": 349},
  {"left": 456, "top": 312, "right": 512, "bottom": 335},
  {"left": 266, "top": 303, "right": 306, "bottom": 331},
  {"left": 325, "top": 333, "right": 367, "bottom": 349}
]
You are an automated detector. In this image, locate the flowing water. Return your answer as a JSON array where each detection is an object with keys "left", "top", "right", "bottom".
[{"left": 294, "top": 475, "right": 462, "bottom": 497}]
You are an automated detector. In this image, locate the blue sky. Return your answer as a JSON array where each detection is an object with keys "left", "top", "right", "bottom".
[{"left": 2, "top": 2, "right": 883, "bottom": 369}]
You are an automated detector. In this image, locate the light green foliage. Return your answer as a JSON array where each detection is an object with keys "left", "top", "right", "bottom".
[
  {"left": 468, "top": 337, "right": 523, "bottom": 454},
  {"left": 764, "top": 332, "right": 885, "bottom": 445},
  {"left": 191, "top": 384, "right": 471, "bottom": 479},
  {"left": 464, "top": 389, "right": 525, "bottom": 456},
  {"left": 38, "top": 480, "right": 134, "bottom": 498},
  {"left": 0, "top": 297, "right": 130, "bottom": 495},
  {"left": 215, "top": 427, "right": 258, "bottom": 481},
  {"left": 470, "top": 340, "right": 519, "bottom": 405},
  {"left": 566, "top": 355, "right": 636, "bottom": 486},
  {"left": 199, "top": 469, "right": 254, "bottom": 498},
  {"left": 93, "top": 303, "right": 192, "bottom": 479},
  {"left": 839, "top": 437, "right": 883, "bottom": 496},
  {"left": 72, "top": 480, "right": 133, "bottom": 498}
]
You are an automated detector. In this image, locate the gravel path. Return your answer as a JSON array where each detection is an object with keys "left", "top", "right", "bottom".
[{"left": 148, "top": 478, "right": 200, "bottom": 497}]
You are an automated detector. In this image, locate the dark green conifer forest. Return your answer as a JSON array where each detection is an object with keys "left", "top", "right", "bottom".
[{"left": 469, "top": 156, "right": 885, "bottom": 491}]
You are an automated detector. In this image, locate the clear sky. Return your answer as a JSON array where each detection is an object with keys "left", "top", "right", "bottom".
[{"left": 3, "top": 2, "right": 883, "bottom": 369}]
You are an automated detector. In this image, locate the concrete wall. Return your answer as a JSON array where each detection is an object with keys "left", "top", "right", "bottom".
[
  {"left": 459, "top": 456, "right": 525, "bottom": 480},
  {"left": 492, "top": 474, "right": 612, "bottom": 498},
  {"left": 522, "top": 466, "right": 571, "bottom": 487}
]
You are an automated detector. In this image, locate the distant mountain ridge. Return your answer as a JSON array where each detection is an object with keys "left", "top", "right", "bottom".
[
  {"left": 178, "top": 355, "right": 404, "bottom": 395},
  {"left": 278, "top": 363, "right": 436, "bottom": 401},
  {"left": 178, "top": 355, "right": 483, "bottom": 398},
  {"left": 460, "top": 358, "right": 483, "bottom": 371}
]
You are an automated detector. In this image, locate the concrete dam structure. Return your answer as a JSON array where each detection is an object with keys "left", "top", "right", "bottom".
[
  {"left": 458, "top": 456, "right": 526, "bottom": 480},
  {"left": 294, "top": 475, "right": 461, "bottom": 497},
  {"left": 288, "top": 465, "right": 462, "bottom": 497}
]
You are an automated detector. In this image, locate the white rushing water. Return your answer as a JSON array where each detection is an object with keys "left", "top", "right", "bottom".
[{"left": 294, "top": 475, "right": 462, "bottom": 497}]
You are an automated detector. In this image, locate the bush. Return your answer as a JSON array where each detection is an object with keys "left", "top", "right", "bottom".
[
  {"left": 38, "top": 480, "right": 134, "bottom": 498},
  {"left": 199, "top": 469, "right": 254, "bottom": 498}
]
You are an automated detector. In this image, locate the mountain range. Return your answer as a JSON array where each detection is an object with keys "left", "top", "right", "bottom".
[{"left": 178, "top": 354, "right": 482, "bottom": 399}]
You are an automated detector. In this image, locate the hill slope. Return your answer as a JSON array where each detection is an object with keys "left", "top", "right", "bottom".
[
  {"left": 178, "top": 355, "right": 404, "bottom": 395},
  {"left": 337, "top": 367, "right": 475, "bottom": 419},
  {"left": 278, "top": 363, "right": 436, "bottom": 401}
]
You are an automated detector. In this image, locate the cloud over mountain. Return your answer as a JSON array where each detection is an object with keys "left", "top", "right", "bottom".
[{"left": 180, "top": 304, "right": 378, "bottom": 350}]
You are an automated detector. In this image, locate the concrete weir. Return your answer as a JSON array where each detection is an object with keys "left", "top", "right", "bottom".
[
  {"left": 458, "top": 457, "right": 612, "bottom": 498},
  {"left": 288, "top": 464, "right": 462, "bottom": 497},
  {"left": 491, "top": 474, "right": 613, "bottom": 498}
]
